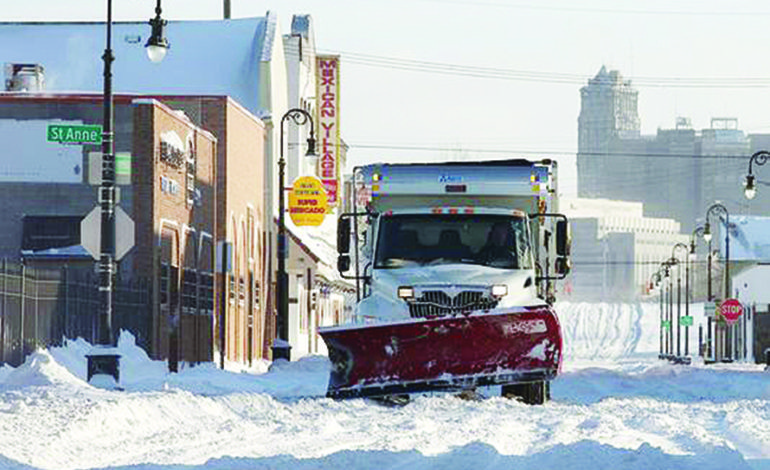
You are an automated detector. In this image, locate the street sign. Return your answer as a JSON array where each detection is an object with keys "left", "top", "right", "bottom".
[
  {"left": 719, "top": 298, "right": 743, "bottom": 325},
  {"left": 88, "top": 152, "right": 132, "bottom": 185},
  {"left": 47, "top": 124, "right": 102, "bottom": 144},
  {"left": 288, "top": 176, "right": 328, "bottom": 227},
  {"left": 661, "top": 320, "right": 671, "bottom": 330},
  {"left": 703, "top": 301, "right": 718, "bottom": 318},
  {"left": 80, "top": 205, "right": 135, "bottom": 260},
  {"left": 679, "top": 315, "right": 694, "bottom": 327}
]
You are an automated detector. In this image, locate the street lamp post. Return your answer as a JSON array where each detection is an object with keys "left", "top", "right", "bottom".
[
  {"left": 704, "top": 202, "right": 732, "bottom": 361},
  {"left": 273, "top": 108, "right": 317, "bottom": 362},
  {"left": 672, "top": 243, "right": 689, "bottom": 358},
  {"left": 651, "top": 270, "right": 663, "bottom": 358},
  {"left": 694, "top": 224, "right": 715, "bottom": 301},
  {"left": 703, "top": 203, "right": 730, "bottom": 301},
  {"left": 743, "top": 150, "right": 770, "bottom": 200},
  {"left": 690, "top": 226, "right": 705, "bottom": 298},
  {"left": 87, "top": 0, "right": 168, "bottom": 387},
  {"left": 664, "top": 257, "right": 678, "bottom": 358}
]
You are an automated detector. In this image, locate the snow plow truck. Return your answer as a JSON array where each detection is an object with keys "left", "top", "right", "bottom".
[{"left": 319, "top": 159, "right": 570, "bottom": 404}]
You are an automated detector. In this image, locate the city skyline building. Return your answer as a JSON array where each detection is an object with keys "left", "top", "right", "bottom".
[{"left": 577, "top": 66, "right": 768, "bottom": 233}]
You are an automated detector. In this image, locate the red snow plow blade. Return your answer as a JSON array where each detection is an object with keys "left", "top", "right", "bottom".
[{"left": 319, "top": 305, "right": 562, "bottom": 399}]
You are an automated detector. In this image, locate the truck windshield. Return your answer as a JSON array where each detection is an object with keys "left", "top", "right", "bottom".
[{"left": 375, "top": 214, "right": 532, "bottom": 269}]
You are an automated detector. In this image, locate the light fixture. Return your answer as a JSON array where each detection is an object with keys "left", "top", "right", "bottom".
[
  {"left": 145, "top": 1, "right": 169, "bottom": 63},
  {"left": 703, "top": 223, "right": 712, "bottom": 243},
  {"left": 305, "top": 135, "right": 317, "bottom": 158},
  {"left": 397, "top": 286, "right": 415, "bottom": 299},
  {"left": 491, "top": 284, "right": 508, "bottom": 297},
  {"left": 744, "top": 174, "right": 756, "bottom": 200}
]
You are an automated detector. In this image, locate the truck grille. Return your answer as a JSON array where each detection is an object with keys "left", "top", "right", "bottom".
[{"left": 407, "top": 290, "right": 498, "bottom": 318}]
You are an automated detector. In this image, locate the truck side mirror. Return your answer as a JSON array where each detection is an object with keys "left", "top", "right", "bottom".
[
  {"left": 555, "top": 257, "right": 571, "bottom": 275},
  {"left": 337, "top": 254, "right": 351, "bottom": 273},
  {"left": 556, "top": 219, "right": 570, "bottom": 257},
  {"left": 337, "top": 217, "right": 351, "bottom": 254}
]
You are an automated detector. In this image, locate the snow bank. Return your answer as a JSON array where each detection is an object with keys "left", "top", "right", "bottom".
[
  {"left": 0, "top": 330, "right": 330, "bottom": 398},
  {"left": 0, "top": 304, "right": 768, "bottom": 470},
  {"left": 106, "top": 441, "right": 748, "bottom": 470}
]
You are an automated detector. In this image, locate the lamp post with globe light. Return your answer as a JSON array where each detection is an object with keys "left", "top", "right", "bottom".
[
  {"left": 703, "top": 203, "right": 730, "bottom": 301},
  {"left": 273, "top": 108, "right": 317, "bottom": 362},
  {"left": 663, "top": 257, "right": 679, "bottom": 358},
  {"left": 87, "top": 0, "right": 169, "bottom": 388},
  {"left": 672, "top": 243, "right": 690, "bottom": 359},
  {"left": 743, "top": 150, "right": 770, "bottom": 200},
  {"left": 703, "top": 203, "right": 733, "bottom": 362},
  {"left": 651, "top": 268, "right": 666, "bottom": 358}
]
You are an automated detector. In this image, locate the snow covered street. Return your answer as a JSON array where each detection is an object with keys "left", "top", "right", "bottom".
[{"left": 1, "top": 302, "right": 768, "bottom": 470}]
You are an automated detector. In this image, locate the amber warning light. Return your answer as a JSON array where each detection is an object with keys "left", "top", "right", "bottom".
[{"left": 445, "top": 184, "right": 467, "bottom": 193}]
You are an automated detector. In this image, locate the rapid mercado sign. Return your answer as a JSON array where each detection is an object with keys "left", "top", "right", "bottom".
[{"left": 288, "top": 176, "right": 328, "bottom": 227}]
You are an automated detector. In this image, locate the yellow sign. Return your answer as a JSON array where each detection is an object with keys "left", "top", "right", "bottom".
[
  {"left": 288, "top": 176, "right": 328, "bottom": 226},
  {"left": 316, "top": 55, "right": 341, "bottom": 206}
]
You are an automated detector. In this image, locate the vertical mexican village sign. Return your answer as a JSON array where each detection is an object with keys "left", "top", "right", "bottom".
[{"left": 316, "top": 55, "right": 340, "bottom": 207}]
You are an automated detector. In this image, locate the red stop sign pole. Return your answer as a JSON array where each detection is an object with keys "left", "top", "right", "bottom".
[{"left": 719, "top": 298, "right": 743, "bottom": 325}]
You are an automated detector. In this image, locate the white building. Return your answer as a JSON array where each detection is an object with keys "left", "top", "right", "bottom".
[
  {"left": 561, "top": 197, "right": 690, "bottom": 301},
  {"left": 281, "top": 15, "right": 353, "bottom": 358}
]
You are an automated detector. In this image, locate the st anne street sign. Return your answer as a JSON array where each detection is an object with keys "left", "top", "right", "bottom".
[{"left": 47, "top": 124, "right": 103, "bottom": 145}]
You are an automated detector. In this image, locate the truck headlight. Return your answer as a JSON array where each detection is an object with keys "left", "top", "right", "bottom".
[
  {"left": 491, "top": 284, "right": 508, "bottom": 297},
  {"left": 397, "top": 286, "right": 415, "bottom": 299}
]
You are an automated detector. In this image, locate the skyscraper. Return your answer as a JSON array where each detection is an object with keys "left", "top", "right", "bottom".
[
  {"left": 577, "top": 66, "right": 642, "bottom": 199},
  {"left": 576, "top": 67, "right": 761, "bottom": 233}
]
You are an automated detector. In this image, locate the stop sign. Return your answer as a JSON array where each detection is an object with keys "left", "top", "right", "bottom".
[{"left": 719, "top": 298, "right": 743, "bottom": 325}]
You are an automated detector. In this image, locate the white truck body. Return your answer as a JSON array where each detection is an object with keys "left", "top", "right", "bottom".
[{"left": 349, "top": 159, "right": 562, "bottom": 322}]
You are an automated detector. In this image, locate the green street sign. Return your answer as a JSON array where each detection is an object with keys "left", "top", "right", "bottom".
[
  {"left": 661, "top": 320, "right": 671, "bottom": 330},
  {"left": 680, "top": 315, "right": 694, "bottom": 327},
  {"left": 47, "top": 124, "right": 102, "bottom": 144},
  {"left": 115, "top": 153, "right": 132, "bottom": 177}
]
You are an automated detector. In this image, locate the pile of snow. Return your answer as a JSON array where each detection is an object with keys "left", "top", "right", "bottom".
[
  {"left": 0, "top": 303, "right": 768, "bottom": 470},
  {"left": 0, "top": 331, "right": 329, "bottom": 398}
]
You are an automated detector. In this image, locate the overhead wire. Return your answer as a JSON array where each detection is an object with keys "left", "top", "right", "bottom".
[
  {"left": 407, "top": 0, "right": 770, "bottom": 17},
  {"left": 309, "top": 50, "right": 770, "bottom": 89},
  {"left": 284, "top": 48, "right": 770, "bottom": 88}
]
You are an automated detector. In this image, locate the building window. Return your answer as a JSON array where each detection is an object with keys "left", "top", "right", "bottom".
[
  {"left": 199, "top": 272, "right": 214, "bottom": 313},
  {"left": 182, "top": 268, "right": 197, "bottom": 312},
  {"left": 160, "top": 263, "right": 170, "bottom": 305},
  {"left": 186, "top": 139, "right": 196, "bottom": 207},
  {"left": 22, "top": 215, "right": 81, "bottom": 251}
]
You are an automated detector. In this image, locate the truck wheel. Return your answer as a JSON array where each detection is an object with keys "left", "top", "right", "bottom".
[
  {"left": 502, "top": 381, "right": 548, "bottom": 405},
  {"left": 370, "top": 394, "right": 411, "bottom": 407}
]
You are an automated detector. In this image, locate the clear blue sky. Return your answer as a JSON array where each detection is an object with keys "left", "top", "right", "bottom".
[{"left": 5, "top": 0, "right": 770, "bottom": 195}]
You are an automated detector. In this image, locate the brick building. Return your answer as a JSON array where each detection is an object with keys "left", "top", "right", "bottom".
[
  {"left": 153, "top": 95, "right": 270, "bottom": 363},
  {"left": 0, "top": 93, "right": 271, "bottom": 366}
]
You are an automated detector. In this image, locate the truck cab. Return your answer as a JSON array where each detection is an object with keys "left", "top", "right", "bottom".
[
  {"left": 358, "top": 207, "right": 540, "bottom": 323},
  {"left": 324, "top": 159, "right": 570, "bottom": 403}
]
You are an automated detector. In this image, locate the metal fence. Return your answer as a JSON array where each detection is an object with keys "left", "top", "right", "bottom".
[{"left": 0, "top": 260, "right": 152, "bottom": 367}]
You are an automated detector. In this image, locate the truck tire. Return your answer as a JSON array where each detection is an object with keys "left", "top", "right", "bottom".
[
  {"left": 369, "top": 394, "right": 411, "bottom": 407},
  {"left": 501, "top": 381, "right": 548, "bottom": 405}
]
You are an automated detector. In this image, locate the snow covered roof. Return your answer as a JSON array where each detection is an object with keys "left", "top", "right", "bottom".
[
  {"left": 0, "top": 14, "right": 276, "bottom": 116},
  {"left": 722, "top": 215, "right": 770, "bottom": 261}
]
